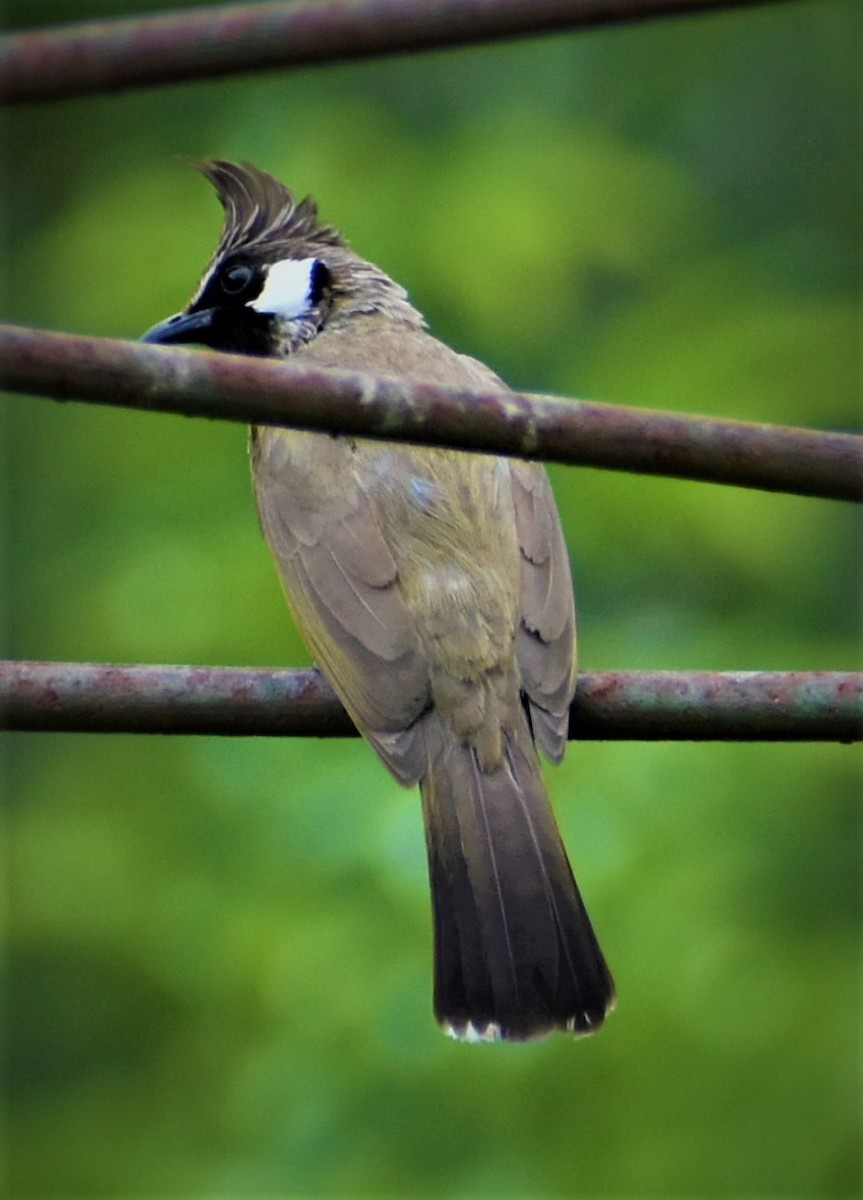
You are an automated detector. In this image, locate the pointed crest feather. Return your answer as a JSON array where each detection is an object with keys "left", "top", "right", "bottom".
[
  {"left": 192, "top": 158, "right": 344, "bottom": 256},
  {"left": 185, "top": 157, "right": 425, "bottom": 332}
]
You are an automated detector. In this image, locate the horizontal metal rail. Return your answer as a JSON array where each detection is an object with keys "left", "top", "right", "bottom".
[
  {"left": 0, "top": 0, "right": 787, "bottom": 105},
  {"left": 2, "top": 325, "right": 859, "bottom": 500},
  {"left": 1, "top": 4, "right": 852, "bottom": 756},
  {"left": 1, "top": 662, "right": 859, "bottom": 741}
]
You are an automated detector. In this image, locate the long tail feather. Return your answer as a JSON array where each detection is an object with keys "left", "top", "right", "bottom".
[{"left": 420, "top": 711, "right": 614, "bottom": 1042}]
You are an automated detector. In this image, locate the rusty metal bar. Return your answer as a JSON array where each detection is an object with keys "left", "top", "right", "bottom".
[
  {"left": 1, "top": 325, "right": 859, "bottom": 500},
  {"left": 0, "top": 0, "right": 787, "bottom": 106},
  {"left": 1, "top": 662, "right": 860, "bottom": 741}
]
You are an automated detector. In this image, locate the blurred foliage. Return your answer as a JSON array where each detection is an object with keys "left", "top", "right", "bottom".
[{"left": 2, "top": 0, "right": 861, "bottom": 1195}]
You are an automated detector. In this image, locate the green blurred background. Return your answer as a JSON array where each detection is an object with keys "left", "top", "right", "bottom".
[{"left": 3, "top": 0, "right": 860, "bottom": 1194}]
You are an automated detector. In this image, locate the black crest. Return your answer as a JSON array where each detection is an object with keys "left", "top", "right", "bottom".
[{"left": 194, "top": 159, "right": 344, "bottom": 258}]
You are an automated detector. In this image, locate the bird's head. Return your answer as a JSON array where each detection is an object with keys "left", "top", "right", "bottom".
[{"left": 142, "top": 159, "right": 423, "bottom": 356}]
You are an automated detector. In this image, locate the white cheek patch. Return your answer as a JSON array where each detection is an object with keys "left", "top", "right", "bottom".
[{"left": 249, "top": 257, "right": 319, "bottom": 319}]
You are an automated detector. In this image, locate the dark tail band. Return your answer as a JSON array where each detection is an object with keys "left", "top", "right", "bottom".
[{"left": 420, "top": 712, "right": 614, "bottom": 1042}]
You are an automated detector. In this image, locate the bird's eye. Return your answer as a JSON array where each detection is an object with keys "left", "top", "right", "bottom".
[{"left": 220, "top": 263, "right": 255, "bottom": 296}]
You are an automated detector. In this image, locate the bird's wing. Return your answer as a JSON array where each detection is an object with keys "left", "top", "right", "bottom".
[
  {"left": 252, "top": 425, "right": 430, "bottom": 785},
  {"left": 509, "top": 460, "right": 576, "bottom": 762},
  {"left": 453, "top": 350, "right": 577, "bottom": 762},
  {"left": 255, "top": 324, "right": 575, "bottom": 776}
]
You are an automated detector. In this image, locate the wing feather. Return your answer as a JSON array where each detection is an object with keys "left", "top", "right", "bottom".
[
  {"left": 510, "top": 461, "right": 576, "bottom": 762},
  {"left": 253, "top": 426, "right": 430, "bottom": 783}
]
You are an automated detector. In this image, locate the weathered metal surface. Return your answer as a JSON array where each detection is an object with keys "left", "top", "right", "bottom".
[
  {"left": 1, "top": 325, "right": 859, "bottom": 500},
  {"left": 0, "top": 0, "right": 787, "bottom": 105},
  {"left": 2, "top": 662, "right": 860, "bottom": 742}
]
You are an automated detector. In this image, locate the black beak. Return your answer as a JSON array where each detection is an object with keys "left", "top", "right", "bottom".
[{"left": 141, "top": 308, "right": 218, "bottom": 345}]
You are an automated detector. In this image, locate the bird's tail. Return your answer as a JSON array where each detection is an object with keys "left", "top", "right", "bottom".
[{"left": 420, "top": 710, "right": 614, "bottom": 1042}]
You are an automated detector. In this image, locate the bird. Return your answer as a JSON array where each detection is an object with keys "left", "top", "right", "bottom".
[{"left": 142, "top": 160, "right": 614, "bottom": 1042}]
